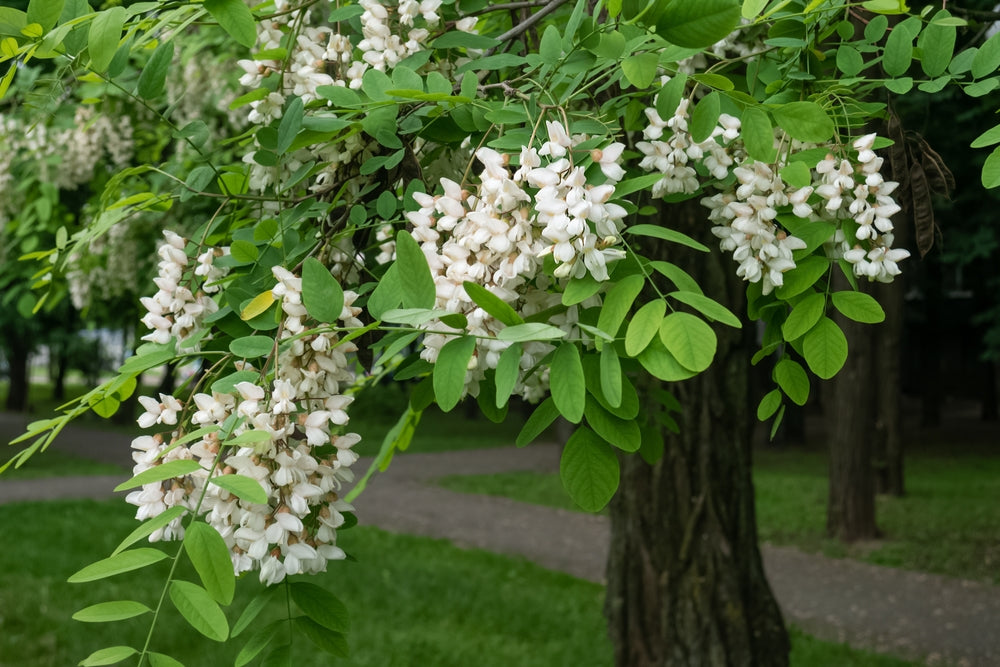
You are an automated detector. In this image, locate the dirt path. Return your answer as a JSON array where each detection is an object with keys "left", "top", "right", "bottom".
[{"left": 2, "top": 413, "right": 998, "bottom": 666}]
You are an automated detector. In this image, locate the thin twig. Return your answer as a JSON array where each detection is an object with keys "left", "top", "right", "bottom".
[
  {"left": 465, "top": 1, "right": 552, "bottom": 17},
  {"left": 493, "top": 0, "right": 572, "bottom": 46}
]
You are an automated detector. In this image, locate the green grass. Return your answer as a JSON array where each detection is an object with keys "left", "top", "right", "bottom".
[
  {"left": 0, "top": 499, "right": 918, "bottom": 667},
  {"left": 787, "top": 627, "right": 915, "bottom": 667},
  {"left": 347, "top": 383, "right": 533, "bottom": 457},
  {"left": 0, "top": 448, "right": 125, "bottom": 479},
  {"left": 0, "top": 499, "right": 610, "bottom": 667},
  {"left": 436, "top": 446, "right": 1000, "bottom": 584}
]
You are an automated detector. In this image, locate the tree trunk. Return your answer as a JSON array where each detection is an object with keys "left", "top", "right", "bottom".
[
  {"left": 874, "top": 272, "right": 904, "bottom": 496},
  {"left": 604, "top": 202, "right": 789, "bottom": 666},
  {"left": 826, "top": 275, "right": 880, "bottom": 540},
  {"left": 52, "top": 342, "right": 69, "bottom": 402},
  {"left": 4, "top": 340, "right": 31, "bottom": 412}
]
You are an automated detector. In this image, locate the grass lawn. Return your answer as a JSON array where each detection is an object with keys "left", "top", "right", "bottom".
[
  {"left": 0, "top": 447, "right": 125, "bottom": 479},
  {"left": 0, "top": 499, "right": 610, "bottom": 667},
  {"left": 437, "top": 445, "right": 1000, "bottom": 584},
  {"left": 0, "top": 499, "right": 915, "bottom": 667}
]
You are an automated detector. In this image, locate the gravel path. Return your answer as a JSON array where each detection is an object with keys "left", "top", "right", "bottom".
[{"left": 2, "top": 413, "right": 998, "bottom": 666}]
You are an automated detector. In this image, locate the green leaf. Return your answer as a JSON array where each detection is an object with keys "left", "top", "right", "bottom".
[
  {"left": 756, "top": 389, "right": 782, "bottom": 421},
  {"left": 454, "top": 53, "right": 526, "bottom": 73},
  {"left": 659, "top": 312, "right": 716, "bottom": 372},
  {"left": 918, "top": 10, "right": 955, "bottom": 78},
  {"left": 650, "top": 261, "right": 703, "bottom": 293},
  {"left": 463, "top": 282, "right": 523, "bottom": 326},
  {"left": 550, "top": 343, "right": 586, "bottom": 423},
  {"left": 973, "top": 31, "right": 1000, "bottom": 79},
  {"left": 741, "top": 106, "right": 777, "bottom": 163},
  {"left": 137, "top": 40, "right": 173, "bottom": 99},
  {"left": 87, "top": 7, "right": 126, "bottom": 72},
  {"left": 68, "top": 548, "right": 168, "bottom": 583},
  {"left": 112, "top": 506, "right": 188, "bottom": 557},
  {"left": 599, "top": 345, "right": 622, "bottom": 409},
  {"left": 92, "top": 395, "right": 120, "bottom": 419},
  {"left": 774, "top": 358, "right": 809, "bottom": 406},
  {"left": 184, "top": 522, "right": 235, "bottom": 606},
  {"left": 560, "top": 426, "right": 620, "bottom": 512},
  {"left": 884, "top": 77, "right": 913, "bottom": 94},
  {"left": 302, "top": 257, "right": 345, "bottom": 323},
  {"left": 596, "top": 274, "right": 644, "bottom": 350},
  {"left": 562, "top": 272, "right": 603, "bottom": 306},
  {"left": 433, "top": 31, "right": 500, "bottom": 50},
  {"left": 147, "top": 652, "right": 185, "bottom": 667},
  {"left": 622, "top": 52, "right": 659, "bottom": 89},
  {"left": 495, "top": 343, "right": 522, "bottom": 408},
  {"left": 883, "top": 22, "right": 913, "bottom": 76},
  {"left": 782, "top": 292, "right": 826, "bottom": 341},
  {"left": 689, "top": 91, "right": 721, "bottom": 143},
  {"left": 742, "top": 0, "right": 767, "bottom": 19},
  {"left": 73, "top": 600, "right": 151, "bottom": 623},
  {"left": 775, "top": 255, "right": 830, "bottom": 300},
  {"left": 668, "top": 291, "right": 741, "bottom": 328},
  {"left": 114, "top": 460, "right": 203, "bottom": 492},
  {"left": 290, "top": 582, "right": 350, "bottom": 633},
  {"left": 771, "top": 101, "right": 834, "bottom": 143},
  {"left": 276, "top": 96, "right": 304, "bottom": 155},
  {"left": 585, "top": 396, "right": 640, "bottom": 452},
  {"left": 831, "top": 291, "right": 885, "bottom": 323},
  {"left": 28, "top": 0, "right": 64, "bottom": 31},
  {"left": 367, "top": 264, "right": 402, "bottom": 319},
  {"left": 204, "top": 0, "right": 257, "bottom": 48},
  {"left": 516, "top": 397, "right": 559, "bottom": 447},
  {"left": 230, "top": 239, "right": 259, "bottom": 263},
  {"left": 971, "top": 124, "right": 1000, "bottom": 150},
  {"left": 169, "top": 580, "right": 229, "bottom": 641},
  {"left": 229, "top": 335, "right": 273, "bottom": 359},
  {"left": 235, "top": 624, "right": 276, "bottom": 667},
  {"left": 626, "top": 224, "right": 710, "bottom": 252},
  {"left": 232, "top": 588, "right": 279, "bottom": 638},
  {"left": 395, "top": 231, "right": 436, "bottom": 309},
  {"left": 294, "top": 617, "right": 349, "bottom": 657},
  {"left": 983, "top": 146, "right": 1000, "bottom": 189},
  {"left": 656, "top": 0, "right": 741, "bottom": 49},
  {"left": 212, "top": 370, "right": 259, "bottom": 396},
  {"left": 433, "top": 335, "right": 476, "bottom": 412},
  {"left": 836, "top": 45, "right": 864, "bottom": 76},
  {"left": 626, "top": 300, "right": 666, "bottom": 357},
  {"left": 79, "top": 646, "right": 138, "bottom": 666},
  {"left": 638, "top": 337, "right": 698, "bottom": 381},
  {"left": 656, "top": 72, "right": 687, "bottom": 120},
  {"left": 802, "top": 316, "right": 848, "bottom": 379},
  {"left": 496, "top": 322, "right": 567, "bottom": 342},
  {"left": 539, "top": 24, "right": 562, "bottom": 62},
  {"left": 779, "top": 160, "right": 812, "bottom": 188}
]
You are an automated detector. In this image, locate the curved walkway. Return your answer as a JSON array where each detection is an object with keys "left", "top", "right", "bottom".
[{"left": 2, "top": 414, "right": 998, "bottom": 666}]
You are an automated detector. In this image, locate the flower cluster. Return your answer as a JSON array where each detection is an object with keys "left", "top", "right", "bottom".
[
  {"left": 638, "top": 98, "right": 908, "bottom": 291},
  {"left": 702, "top": 160, "right": 811, "bottom": 295},
  {"left": 139, "top": 231, "right": 225, "bottom": 346},
  {"left": 127, "top": 249, "right": 365, "bottom": 585},
  {"left": 638, "top": 99, "right": 742, "bottom": 197},
  {"left": 404, "top": 122, "right": 628, "bottom": 400}
]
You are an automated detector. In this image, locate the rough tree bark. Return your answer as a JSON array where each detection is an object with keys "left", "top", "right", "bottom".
[
  {"left": 604, "top": 202, "right": 789, "bottom": 666},
  {"left": 826, "top": 274, "right": 880, "bottom": 540}
]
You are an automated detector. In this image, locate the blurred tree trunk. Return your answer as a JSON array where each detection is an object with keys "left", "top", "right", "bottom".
[
  {"left": 873, "top": 234, "right": 907, "bottom": 496},
  {"left": 826, "top": 274, "right": 880, "bottom": 540},
  {"left": 604, "top": 201, "right": 789, "bottom": 666},
  {"left": 4, "top": 340, "right": 30, "bottom": 412}
]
